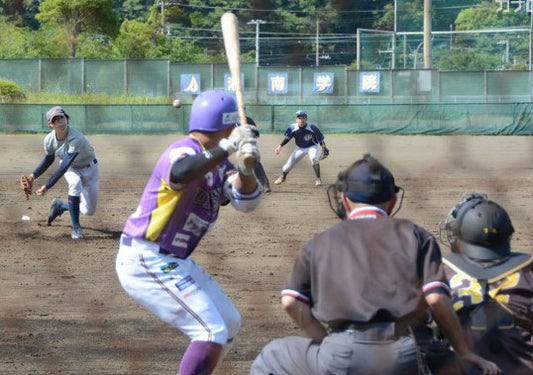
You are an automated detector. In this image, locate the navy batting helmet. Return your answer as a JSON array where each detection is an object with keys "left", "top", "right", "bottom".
[
  {"left": 339, "top": 153, "right": 400, "bottom": 205},
  {"left": 188, "top": 90, "right": 239, "bottom": 133},
  {"left": 327, "top": 153, "right": 403, "bottom": 220}
]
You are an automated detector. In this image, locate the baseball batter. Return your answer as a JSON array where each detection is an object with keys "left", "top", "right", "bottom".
[
  {"left": 440, "top": 194, "right": 533, "bottom": 375},
  {"left": 115, "top": 90, "right": 262, "bottom": 375},
  {"left": 274, "top": 110, "right": 329, "bottom": 186},
  {"left": 20, "top": 106, "right": 99, "bottom": 239},
  {"left": 251, "top": 154, "right": 500, "bottom": 375}
]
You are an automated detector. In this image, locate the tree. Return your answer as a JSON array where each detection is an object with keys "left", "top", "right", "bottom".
[
  {"left": 36, "top": 0, "right": 120, "bottom": 57},
  {"left": 121, "top": 0, "right": 151, "bottom": 21},
  {"left": 0, "top": 15, "right": 40, "bottom": 57},
  {"left": 453, "top": 2, "right": 530, "bottom": 70},
  {"left": 113, "top": 19, "right": 157, "bottom": 58},
  {"left": 76, "top": 34, "right": 119, "bottom": 59}
]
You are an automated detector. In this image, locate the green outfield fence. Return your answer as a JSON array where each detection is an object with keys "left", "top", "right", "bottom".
[
  {"left": 2, "top": 59, "right": 533, "bottom": 104},
  {"left": 1, "top": 102, "right": 532, "bottom": 135},
  {"left": 1, "top": 59, "right": 533, "bottom": 134}
]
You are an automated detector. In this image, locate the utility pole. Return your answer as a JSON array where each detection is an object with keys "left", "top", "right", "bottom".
[
  {"left": 316, "top": 18, "right": 319, "bottom": 66},
  {"left": 247, "top": 19, "right": 266, "bottom": 67},
  {"left": 393, "top": 0, "right": 397, "bottom": 69},
  {"left": 160, "top": 1, "right": 165, "bottom": 34},
  {"left": 530, "top": 7, "right": 532, "bottom": 70},
  {"left": 423, "top": 0, "right": 432, "bottom": 68}
]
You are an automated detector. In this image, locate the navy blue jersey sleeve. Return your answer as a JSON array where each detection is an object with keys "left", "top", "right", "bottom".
[
  {"left": 32, "top": 154, "right": 55, "bottom": 178},
  {"left": 279, "top": 125, "right": 295, "bottom": 147},
  {"left": 283, "top": 125, "right": 295, "bottom": 139},
  {"left": 309, "top": 124, "right": 325, "bottom": 143},
  {"left": 45, "top": 152, "right": 78, "bottom": 189}
]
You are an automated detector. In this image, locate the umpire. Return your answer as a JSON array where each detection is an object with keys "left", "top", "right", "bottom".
[{"left": 251, "top": 154, "right": 500, "bottom": 375}]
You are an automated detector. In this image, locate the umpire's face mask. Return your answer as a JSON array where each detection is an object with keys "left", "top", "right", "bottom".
[{"left": 327, "top": 184, "right": 347, "bottom": 220}]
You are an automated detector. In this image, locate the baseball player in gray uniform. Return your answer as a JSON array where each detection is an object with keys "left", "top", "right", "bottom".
[
  {"left": 22, "top": 106, "right": 99, "bottom": 239},
  {"left": 251, "top": 154, "right": 500, "bottom": 375},
  {"left": 115, "top": 90, "right": 262, "bottom": 375}
]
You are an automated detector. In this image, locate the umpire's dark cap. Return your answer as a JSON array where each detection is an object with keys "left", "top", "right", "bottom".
[
  {"left": 46, "top": 106, "right": 69, "bottom": 123},
  {"left": 338, "top": 153, "right": 399, "bottom": 204}
]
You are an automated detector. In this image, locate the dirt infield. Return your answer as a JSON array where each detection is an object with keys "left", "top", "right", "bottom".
[{"left": 1, "top": 133, "right": 532, "bottom": 375}]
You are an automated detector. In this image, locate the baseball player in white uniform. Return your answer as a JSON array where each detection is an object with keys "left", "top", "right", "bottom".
[
  {"left": 23, "top": 106, "right": 99, "bottom": 239},
  {"left": 115, "top": 90, "right": 262, "bottom": 375}
]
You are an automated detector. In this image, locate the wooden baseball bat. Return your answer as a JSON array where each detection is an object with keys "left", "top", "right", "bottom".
[{"left": 221, "top": 12, "right": 247, "bottom": 127}]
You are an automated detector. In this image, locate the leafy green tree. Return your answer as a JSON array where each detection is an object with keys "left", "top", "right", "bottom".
[
  {"left": 434, "top": 49, "right": 500, "bottom": 70},
  {"left": 36, "top": 0, "right": 120, "bottom": 57},
  {"left": 453, "top": 2, "right": 530, "bottom": 70},
  {"left": 1, "top": 0, "right": 40, "bottom": 29},
  {"left": 0, "top": 16, "right": 34, "bottom": 57},
  {"left": 76, "top": 34, "right": 119, "bottom": 59},
  {"left": 113, "top": 19, "right": 157, "bottom": 58},
  {"left": 121, "top": 0, "right": 151, "bottom": 20},
  {"left": 31, "top": 26, "right": 72, "bottom": 57}
]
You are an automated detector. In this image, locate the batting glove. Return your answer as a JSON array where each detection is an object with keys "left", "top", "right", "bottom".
[
  {"left": 236, "top": 138, "right": 261, "bottom": 176},
  {"left": 219, "top": 124, "right": 259, "bottom": 155}
]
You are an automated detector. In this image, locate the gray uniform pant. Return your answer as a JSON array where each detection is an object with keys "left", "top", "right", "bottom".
[{"left": 251, "top": 332, "right": 422, "bottom": 375}]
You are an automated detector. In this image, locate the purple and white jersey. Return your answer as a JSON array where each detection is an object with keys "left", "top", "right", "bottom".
[{"left": 123, "top": 136, "right": 233, "bottom": 258}]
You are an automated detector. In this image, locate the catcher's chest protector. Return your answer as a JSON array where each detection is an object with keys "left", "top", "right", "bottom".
[{"left": 443, "top": 253, "right": 532, "bottom": 330}]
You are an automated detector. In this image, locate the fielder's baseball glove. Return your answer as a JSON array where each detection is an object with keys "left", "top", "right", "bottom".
[
  {"left": 320, "top": 147, "right": 330, "bottom": 160},
  {"left": 20, "top": 174, "right": 34, "bottom": 200}
]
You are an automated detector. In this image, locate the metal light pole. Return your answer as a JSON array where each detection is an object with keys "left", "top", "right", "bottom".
[{"left": 248, "top": 19, "right": 266, "bottom": 67}]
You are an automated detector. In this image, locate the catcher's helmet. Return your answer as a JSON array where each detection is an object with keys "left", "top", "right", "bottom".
[
  {"left": 188, "top": 90, "right": 239, "bottom": 133},
  {"left": 444, "top": 194, "right": 514, "bottom": 260}
]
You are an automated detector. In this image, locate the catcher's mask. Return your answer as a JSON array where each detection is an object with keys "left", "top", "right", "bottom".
[
  {"left": 438, "top": 193, "right": 514, "bottom": 260},
  {"left": 327, "top": 153, "right": 403, "bottom": 220}
]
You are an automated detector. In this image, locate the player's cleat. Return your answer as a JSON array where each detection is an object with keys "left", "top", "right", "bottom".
[
  {"left": 47, "top": 198, "right": 64, "bottom": 226},
  {"left": 274, "top": 175, "right": 285, "bottom": 185},
  {"left": 315, "top": 178, "right": 322, "bottom": 186},
  {"left": 264, "top": 184, "right": 271, "bottom": 193},
  {"left": 71, "top": 226, "right": 83, "bottom": 239}
]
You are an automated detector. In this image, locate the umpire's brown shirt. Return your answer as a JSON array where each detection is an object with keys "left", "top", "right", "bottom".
[{"left": 281, "top": 206, "right": 450, "bottom": 325}]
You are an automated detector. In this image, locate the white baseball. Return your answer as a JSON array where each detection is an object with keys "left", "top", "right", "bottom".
[{"left": 173, "top": 99, "right": 182, "bottom": 108}]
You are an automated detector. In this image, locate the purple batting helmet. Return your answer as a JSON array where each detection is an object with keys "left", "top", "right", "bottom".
[{"left": 188, "top": 90, "right": 239, "bottom": 133}]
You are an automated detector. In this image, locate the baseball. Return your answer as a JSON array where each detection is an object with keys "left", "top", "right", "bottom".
[{"left": 172, "top": 99, "right": 182, "bottom": 108}]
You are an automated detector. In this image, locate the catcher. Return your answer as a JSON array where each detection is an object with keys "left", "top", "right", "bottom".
[
  {"left": 20, "top": 106, "right": 99, "bottom": 239},
  {"left": 439, "top": 193, "right": 532, "bottom": 374}
]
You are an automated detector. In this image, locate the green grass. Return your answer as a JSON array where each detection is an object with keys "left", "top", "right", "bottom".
[{"left": 25, "top": 92, "right": 172, "bottom": 104}]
